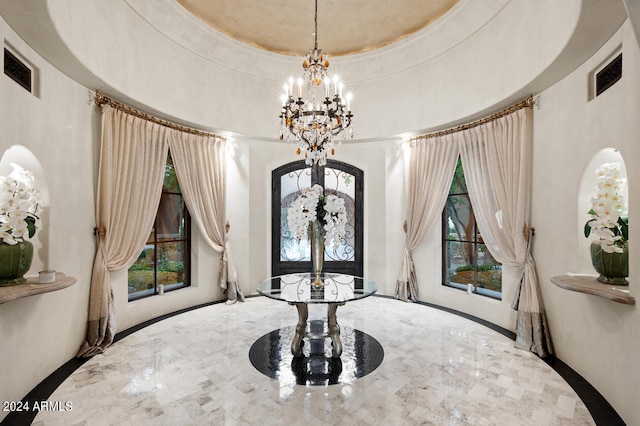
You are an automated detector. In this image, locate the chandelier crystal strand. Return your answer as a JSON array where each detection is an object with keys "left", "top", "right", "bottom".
[{"left": 279, "top": 0, "right": 353, "bottom": 166}]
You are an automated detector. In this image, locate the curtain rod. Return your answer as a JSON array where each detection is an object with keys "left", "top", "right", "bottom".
[
  {"left": 408, "top": 96, "right": 534, "bottom": 142},
  {"left": 94, "top": 90, "right": 226, "bottom": 141}
]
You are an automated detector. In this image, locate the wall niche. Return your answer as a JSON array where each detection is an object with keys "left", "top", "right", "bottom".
[
  {"left": 552, "top": 147, "right": 634, "bottom": 305},
  {"left": 577, "top": 148, "right": 628, "bottom": 274},
  {"left": 0, "top": 145, "right": 49, "bottom": 273}
]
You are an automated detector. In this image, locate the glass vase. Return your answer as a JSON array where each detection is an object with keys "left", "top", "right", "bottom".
[{"left": 311, "top": 220, "right": 324, "bottom": 288}]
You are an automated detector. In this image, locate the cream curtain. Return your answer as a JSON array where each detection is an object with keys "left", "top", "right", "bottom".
[
  {"left": 79, "top": 102, "right": 240, "bottom": 357},
  {"left": 78, "top": 105, "right": 169, "bottom": 357},
  {"left": 168, "top": 132, "right": 244, "bottom": 303},
  {"left": 458, "top": 108, "right": 552, "bottom": 357},
  {"left": 395, "top": 134, "right": 459, "bottom": 301}
]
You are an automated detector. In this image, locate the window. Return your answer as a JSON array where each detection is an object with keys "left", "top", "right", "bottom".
[
  {"left": 128, "top": 153, "right": 190, "bottom": 301},
  {"left": 442, "top": 158, "right": 501, "bottom": 299}
]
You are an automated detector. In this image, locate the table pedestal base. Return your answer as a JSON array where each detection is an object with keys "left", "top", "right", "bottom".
[{"left": 289, "top": 302, "right": 346, "bottom": 358}]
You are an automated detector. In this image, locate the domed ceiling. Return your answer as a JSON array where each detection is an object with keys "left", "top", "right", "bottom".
[
  {"left": 0, "top": 0, "right": 627, "bottom": 140},
  {"left": 176, "top": 0, "right": 459, "bottom": 56}
]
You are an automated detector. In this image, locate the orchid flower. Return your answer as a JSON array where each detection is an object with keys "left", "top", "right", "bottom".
[
  {"left": 0, "top": 164, "right": 42, "bottom": 245},
  {"left": 584, "top": 163, "right": 627, "bottom": 252}
]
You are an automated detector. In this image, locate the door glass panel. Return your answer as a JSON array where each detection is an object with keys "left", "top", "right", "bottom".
[
  {"left": 323, "top": 167, "right": 356, "bottom": 262},
  {"left": 280, "top": 168, "right": 311, "bottom": 261}
]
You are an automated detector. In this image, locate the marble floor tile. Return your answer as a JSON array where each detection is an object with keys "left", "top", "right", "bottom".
[{"left": 32, "top": 297, "right": 594, "bottom": 425}]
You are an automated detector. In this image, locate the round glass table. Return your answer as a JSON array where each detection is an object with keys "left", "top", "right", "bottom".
[{"left": 256, "top": 272, "right": 377, "bottom": 357}]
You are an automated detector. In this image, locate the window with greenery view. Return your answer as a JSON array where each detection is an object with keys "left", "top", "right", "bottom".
[
  {"left": 442, "top": 158, "right": 501, "bottom": 299},
  {"left": 128, "top": 153, "right": 190, "bottom": 301}
]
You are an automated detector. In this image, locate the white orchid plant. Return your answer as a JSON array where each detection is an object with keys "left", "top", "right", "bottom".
[
  {"left": 287, "top": 184, "right": 347, "bottom": 251},
  {"left": 584, "top": 162, "right": 628, "bottom": 253},
  {"left": 0, "top": 164, "right": 43, "bottom": 245}
]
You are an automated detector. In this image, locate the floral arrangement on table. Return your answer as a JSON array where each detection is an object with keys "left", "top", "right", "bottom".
[
  {"left": 287, "top": 184, "right": 347, "bottom": 251},
  {"left": 584, "top": 162, "right": 628, "bottom": 253},
  {"left": 0, "top": 163, "right": 43, "bottom": 245}
]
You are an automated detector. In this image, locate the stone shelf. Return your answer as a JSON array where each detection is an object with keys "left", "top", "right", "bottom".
[
  {"left": 0, "top": 273, "right": 77, "bottom": 305},
  {"left": 551, "top": 275, "right": 635, "bottom": 305}
]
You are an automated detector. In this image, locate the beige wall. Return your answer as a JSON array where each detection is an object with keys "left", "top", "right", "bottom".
[
  {"left": 0, "top": 18, "right": 96, "bottom": 417},
  {"left": 410, "top": 19, "right": 640, "bottom": 425},
  {"left": 531, "top": 21, "right": 640, "bottom": 425},
  {"left": 0, "top": 16, "right": 224, "bottom": 419},
  {"left": 1, "top": 2, "right": 638, "bottom": 425}
]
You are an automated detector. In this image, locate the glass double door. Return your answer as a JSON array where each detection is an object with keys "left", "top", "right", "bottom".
[{"left": 272, "top": 160, "right": 363, "bottom": 277}]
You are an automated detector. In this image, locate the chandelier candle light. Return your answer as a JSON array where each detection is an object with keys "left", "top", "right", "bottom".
[{"left": 279, "top": 0, "right": 354, "bottom": 166}]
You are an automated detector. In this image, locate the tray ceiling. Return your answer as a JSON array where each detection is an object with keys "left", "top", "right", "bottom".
[{"left": 176, "top": 0, "right": 459, "bottom": 56}]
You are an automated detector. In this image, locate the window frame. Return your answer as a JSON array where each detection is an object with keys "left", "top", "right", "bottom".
[
  {"left": 128, "top": 155, "right": 191, "bottom": 302},
  {"left": 441, "top": 158, "right": 502, "bottom": 300}
]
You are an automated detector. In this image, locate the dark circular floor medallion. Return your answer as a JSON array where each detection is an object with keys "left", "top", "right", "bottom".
[{"left": 249, "top": 323, "right": 384, "bottom": 386}]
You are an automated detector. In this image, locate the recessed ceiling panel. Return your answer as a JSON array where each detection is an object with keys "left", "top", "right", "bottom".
[{"left": 177, "top": 0, "right": 459, "bottom": 56}]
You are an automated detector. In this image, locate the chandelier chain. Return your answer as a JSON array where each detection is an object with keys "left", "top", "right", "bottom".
[
  {"left": 278, "top": 0, "right": 354, "bottom": 166},
  {"left": 314, "top": 0, "right": 318, "bottom": 49}
]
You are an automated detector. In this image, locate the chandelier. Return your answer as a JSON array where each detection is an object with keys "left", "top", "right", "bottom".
[{"left": 279, "top": 0, "right": 353, "bottom": 166}]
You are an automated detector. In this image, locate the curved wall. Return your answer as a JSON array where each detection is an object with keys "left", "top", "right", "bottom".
[
  {"left": 531, "top": 21, "right": 640, "bottom": 425},
  {"left": 0, "top": 0, "right": 636, "bottom": 423},
  {"left": 14, "top": 0, "right": 583, "bottom": 140},
  {"left": 0, "top": 16, "right": 96, "bottom": 420}
]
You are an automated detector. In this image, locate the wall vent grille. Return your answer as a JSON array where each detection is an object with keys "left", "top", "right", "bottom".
[
  {"left": 595, "top": 53, "right": 622, "bottom": 97},
  {"left": 4, "top": 47, "right": 32, "bottom": 92}
]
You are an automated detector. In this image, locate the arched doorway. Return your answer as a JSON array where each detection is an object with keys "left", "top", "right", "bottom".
[{"left": 272, "top": 160, "right": 363, "bottom": 276}]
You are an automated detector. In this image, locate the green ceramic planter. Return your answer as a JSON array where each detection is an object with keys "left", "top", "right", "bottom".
[
  {"left": 0, "top": 241, "right": 33, "bottom": 285},
  {"left": 590, "top": 241, "right": 628, "bottom": 285}
]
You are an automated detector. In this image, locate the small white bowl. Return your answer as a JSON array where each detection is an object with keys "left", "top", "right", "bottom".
[{"left": 38, "top": 270, "right": 56, "bottom": 283}]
